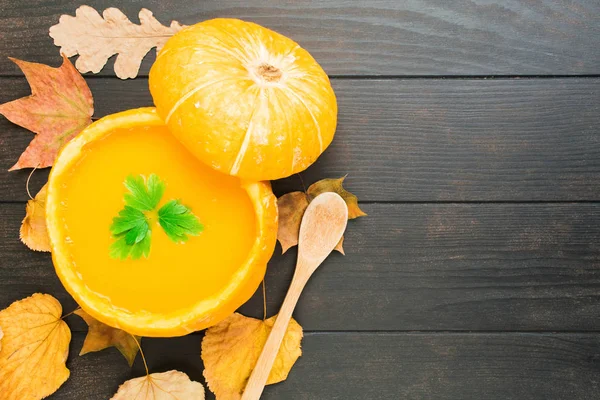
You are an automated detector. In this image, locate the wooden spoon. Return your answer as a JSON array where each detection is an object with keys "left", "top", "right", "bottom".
[{"left": 241, "top": 192, "right": 349, "bottom": 400}]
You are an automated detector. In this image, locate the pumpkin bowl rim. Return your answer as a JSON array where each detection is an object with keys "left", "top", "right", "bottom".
[{"left": 46, "top": 107, "right": 278, "bottom": 337}]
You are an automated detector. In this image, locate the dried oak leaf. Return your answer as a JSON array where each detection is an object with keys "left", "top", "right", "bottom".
[
  {"left": 0, "top": 293, "right": 71, "bottom": 399},
  {"left": 75, "top": 309, "right": 141, "bottom": 367},
  {"left": 21, "top": 183, "right": 51, "bottom": 252},
  {"left": 50, "top": 5, "right": 185, "bottom": 79},
  {"left": 0, "top": 55, "right": 93, "bottom": 170},
  {"left": 277, "top": 176, "right": 366, "bottom": 254},
  {"left": 202, "top": 312, "right": 303, "bottom": 400},
  {"left": 110, "top": 370, "right": 205, "bottom": 400}
]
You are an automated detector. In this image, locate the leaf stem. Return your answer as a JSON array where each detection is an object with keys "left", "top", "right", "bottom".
[
  {"left": 62, "top": 306, "right": 81, "bottom": 320},
  {"left": 297, "top": 173, "right": 307, "bottom": 193},
  {"left": 131, "top": 334, "right": 149, "bottom": 375},
  {"left": 25, "top": 163, "right": 40, "bottom": 200},
  {"left": 262, "top": 279, "right": 267, "bottom": 320}
]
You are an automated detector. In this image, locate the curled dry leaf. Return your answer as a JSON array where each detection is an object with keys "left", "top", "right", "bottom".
[
  {"left": 277, "top": 176, "right": 365, "bottom": 254},
  {"left": 110, "top": 370, "right": 205, "bottom": 400},
  {"left": 75, "top": 309, "right": 141, "bottom": 367},
  {"left": 277, "top": 191, "right": 309, "bottom": 254},
  {"left": 20, "top": 183, "right": 51, "bottom": 252},
  {"left": 306, "top": 176, "right": 367, "bottom": 219},
  {"left": 50, "top": 5, "right": 185, "bottom": 79},
  {"left": 202, "top": 312, "right": 303, "bottom": 400},
  {"left": 0, "top": 55, "right": 93, "bottom": 170},
  {"left": 0, "top": 293, "right": 71, "bottom": 400}
]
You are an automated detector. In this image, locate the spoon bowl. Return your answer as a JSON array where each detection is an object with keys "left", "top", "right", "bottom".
[{"left": 298, "top": 192, "right": 349, "bottom": 270}]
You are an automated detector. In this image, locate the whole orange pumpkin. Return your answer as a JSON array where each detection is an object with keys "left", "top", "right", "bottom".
[{"left": 149, "top": 18, "right": 337, "bottom": 181}]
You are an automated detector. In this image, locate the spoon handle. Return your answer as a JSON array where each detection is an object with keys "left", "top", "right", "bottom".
[{"left": 241, "top": 269, "right": 310, "bottom": 400}]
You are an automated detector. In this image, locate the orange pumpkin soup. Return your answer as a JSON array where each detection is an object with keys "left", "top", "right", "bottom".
[
  {"left": 55, "top": 124, "right": 257, "bottom": 314},
  {"left": 47, "top": 108, "right": 277, "bottom": 337}
]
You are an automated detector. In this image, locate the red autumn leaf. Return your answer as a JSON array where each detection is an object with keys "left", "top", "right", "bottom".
[{"left": 0, "top": 55, "right": 93, "bottom": 170}]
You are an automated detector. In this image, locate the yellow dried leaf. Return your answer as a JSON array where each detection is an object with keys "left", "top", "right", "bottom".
[
  {"left": 307, "top": 176, "right": 367, "bottom": 219},
  {"left": 0, "top": 325, "right": 3, "bottom": 352},
  {"left": 50, "top": 5, "right": 184, "bottom": 79},
  {"left": 20, "top": 183, "right": 51, "bottom": 252},
  {"left": 110, "top": 370, "right": 205, "bottom": 400},
  {"left": 277, "top": 176, "right": 365, "bottom": 254},
  {"left": 0, "top": 293, "right": 71, "bottom": 399},
  {"left": 202, "top": 312, "right": 303, "bottom": 400},
  {"left": 75, "top": 309, "right": 140, "bottom": 367}
]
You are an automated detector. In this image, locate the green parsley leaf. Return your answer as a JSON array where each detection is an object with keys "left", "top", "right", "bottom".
[
  {"left": 123, "top": 174, "right": 165, "bottom": 211},
  {"left": 110, "top": 206, "right": 146, "bottom": 236},
  {"left": 110, "top": 232, "right": 151, "bottom": 260},
  {"left": 109, "top": 206, "right": 151, "bottom": 260},
  {"left": 109, "top": 174, "right": 203, "bottom": 260},
  {"left": 158, "top": 199, "right": 204, "bottom": 243}
]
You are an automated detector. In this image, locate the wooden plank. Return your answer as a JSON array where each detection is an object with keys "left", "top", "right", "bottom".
[
  {"left": 3, "top": 203, "right": 600, "bottom": 332},
  {"left": 1, "top": 77, "right": 600, "bottom": 202},
  {"left": 1, "top": 0, "right": 599, "bottom": 77},
  {"left": 48, "top": 332, "right": 600, "bottom": 399}
]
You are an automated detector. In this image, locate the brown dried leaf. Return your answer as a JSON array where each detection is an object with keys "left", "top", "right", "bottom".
[
  {"left": 50, "top": 5, "right": 184, "bottom": 79},
  {"left": 276, "top": 191, "right": 309, "bottom": 254},
  {"left": 307, "top": 176, "right": 367, "bottom": 219},
  {"left": 202, "top": 313, "right": 303, "bottom": 400},
  {"left": 0, "top": 293, "right": 71, "bottom": 399},
  {"left": 277, "top": 176, "right": 365, "bottom": 254},
  {"left": 334, "top": 235, "right": 345, "bottom": 255},
  {"left": 75, "top": 309, "right": 140, "bottom": 367},
  {"left": 20, "top": 183, "right": 51, "bottom": 251},
  {"left": 0, "top": 55, "right": 93, "bottom": 170},
  {"left": 110, "top": 370, "right": 205, "bottom": 400}
]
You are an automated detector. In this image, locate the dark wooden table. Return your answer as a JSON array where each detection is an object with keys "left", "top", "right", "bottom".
[{"left": 1, "top": 1, "right": 600, "bottom": 399}]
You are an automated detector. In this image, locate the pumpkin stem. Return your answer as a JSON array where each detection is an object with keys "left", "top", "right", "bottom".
[{"left": 257, "top": 63, "right": 282, "bottom": 82}]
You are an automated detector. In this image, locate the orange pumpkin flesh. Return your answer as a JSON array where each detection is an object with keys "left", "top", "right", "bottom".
[
  {"left": 46, "top": 108, "right": 278, "bottom": 337},
  {"left": 149, "top": 18, "right": 338, "bottom": 181}
]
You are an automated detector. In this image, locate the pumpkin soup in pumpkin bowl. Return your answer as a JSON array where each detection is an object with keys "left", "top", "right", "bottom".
[{"left": 46, "top": 107, "right": 277, "bottom": 337}]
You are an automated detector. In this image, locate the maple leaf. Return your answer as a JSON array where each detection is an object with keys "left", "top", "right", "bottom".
[
  {"left": 20, "top": 183, "right": 51, "bottom": 251},
  {"left": 0, "top": 55, "right": 93, "bottom": 170},
  {"left": 202, "top": 312, "right": 303, "bottom": 400},
  {"left": 0, "top": 293, "right": 71, "bottom": 399},
  {"left": 50, "top": 6, "right": 185, "bottom": 79},
  {"left": 110, "top": 370, "right": 205, "bottom": 400},
  {"left": 277, "top": 176, "right": 366, "bottom": 254},
  {"left": 306, "top": 176, "right": 367, "bottom": 219},
  {"left": 75, "top": 309, "right": 141, "bottom": 367}
]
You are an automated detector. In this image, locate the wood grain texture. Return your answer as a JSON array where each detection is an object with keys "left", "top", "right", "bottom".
[
  {"left": 1, "top": 78, "right": 599, "bottom": 202},
  {"left": 1, "top": 0, "right": 599, "bottom": 76},
  {"left": 1, "top": 2, "right": 599, "bottom": 399},
  {"left": 3, "top": 202, "right": 600, "bottom": 332},
  {"left": 48, "top": 332, "right": 600, "bottom": 399}
]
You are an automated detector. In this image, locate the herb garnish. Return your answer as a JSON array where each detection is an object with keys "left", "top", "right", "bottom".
[{"left": 109, "top": 174, "right": 203, "bottom": 260}]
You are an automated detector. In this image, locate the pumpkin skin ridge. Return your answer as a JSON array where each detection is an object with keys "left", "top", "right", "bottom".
[
  {"left": 229, "top": 88, "right": 263, "bottom": 175},
  {"left": 46, "top": 107, "right": 278, "bottom": 337},
  {"left": 164, "top": 76, "right": 238, "bottom": 124},
  {"left": 149, "top": 18, "right": 338, "bottom": 181}
]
